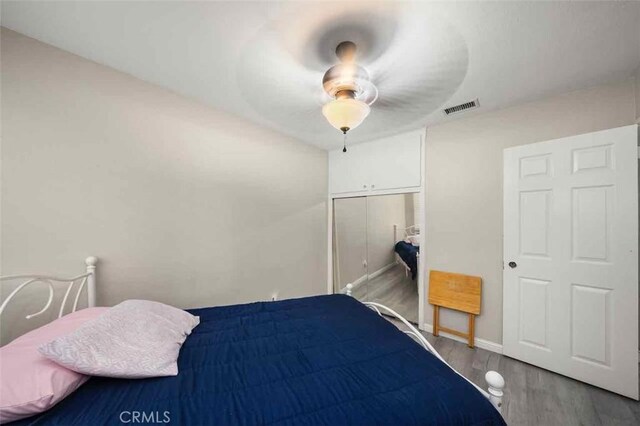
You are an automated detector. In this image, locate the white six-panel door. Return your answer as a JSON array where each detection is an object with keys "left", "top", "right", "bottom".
[{"left": 503, "top": 125, "right": 638, "bottom": 399}]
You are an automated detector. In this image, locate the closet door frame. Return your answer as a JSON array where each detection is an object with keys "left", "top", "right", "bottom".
[{"left": 326, "top": 129, "right": 426, "bottom": 329}]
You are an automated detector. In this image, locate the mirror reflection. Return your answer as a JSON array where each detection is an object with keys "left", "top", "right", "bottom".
[{"left": 333, "top": 193, "right": 419, "bottom": 323}]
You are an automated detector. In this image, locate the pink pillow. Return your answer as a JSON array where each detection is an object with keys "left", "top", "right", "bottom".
[{"left": 0, "top": 307, "right": 108, "bottom": 424}]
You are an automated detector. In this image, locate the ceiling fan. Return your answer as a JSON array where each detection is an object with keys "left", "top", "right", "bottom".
[
  {"left": 236, "top": 2, "right": 469, "bottom": 148},
  {"left": 321, "top": 41, "right": 378, "bottom": 152}
]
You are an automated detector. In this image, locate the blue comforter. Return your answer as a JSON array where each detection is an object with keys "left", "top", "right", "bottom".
[
  {"left": 16, "top": 295, "right": 504, "bottom": 425},
  {"left": 395, "top": 241, "right": 420, "bottom": 279}
]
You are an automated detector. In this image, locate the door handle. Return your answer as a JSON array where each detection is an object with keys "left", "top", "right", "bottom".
[{"left": 508, "top": 261, "right": 517, "bottom": 268}]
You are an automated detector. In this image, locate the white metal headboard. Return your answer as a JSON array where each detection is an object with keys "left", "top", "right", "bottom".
[
  {"left": 393, "top": 224, "right": 420, "bottom": 242},
  {"left": 393, "top": 224, "right": 420, "bottom": 278},
  {"left": 0, "top": 256, "right": 97, "bottom": 320}
]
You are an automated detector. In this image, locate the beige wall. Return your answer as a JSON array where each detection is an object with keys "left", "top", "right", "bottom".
[
  {"left": 635, "top": 67, "right": 640, "bottom": 122},
  {"left": 333, "top": 194, "right": 410, "bottom": 291},
  {"left": 404, "top": 193, "right": 418, "bottom": 229},
  {"left": 424, "top": 79, "right": 637, "bottom": 344},
  {"left": 0, "top": 29, "right": 328, "bottom": 344},
  {"left": 333, "top": 197, "right": 367, "bottom": 289},
  {"left": 367, "top": 194, "right": 408, "bottom": 273}
]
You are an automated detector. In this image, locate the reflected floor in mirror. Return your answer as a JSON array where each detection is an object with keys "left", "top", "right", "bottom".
[{"left": 352, "top": 263, "right": 419, "bottom": 324}]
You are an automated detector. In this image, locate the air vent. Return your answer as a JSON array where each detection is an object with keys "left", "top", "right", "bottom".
[{"left": 443, "top": 99, "right": 479, "bottom": 116}]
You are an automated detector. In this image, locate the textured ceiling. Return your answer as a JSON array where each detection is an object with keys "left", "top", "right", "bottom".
[{"left": 2, "top": 1, "right": 639, "bottom": 150}]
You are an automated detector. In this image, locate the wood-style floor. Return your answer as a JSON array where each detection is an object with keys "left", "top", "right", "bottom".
[
  {"left": 390, "top": 320, "right": 640, "bottom": 426},
  {"left": 351, "top": 263, "right": 419, "bottom": 323}
]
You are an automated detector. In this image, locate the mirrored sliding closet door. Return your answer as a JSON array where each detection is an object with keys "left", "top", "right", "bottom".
[
  {"left": 333, "top": 193, "right": 420, "bottom": 323},
  {"left": 333, "top": 197, "right": 369, "bottom": 301}
]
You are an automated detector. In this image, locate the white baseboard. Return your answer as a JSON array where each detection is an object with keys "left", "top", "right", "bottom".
[
  {"left": 339, "top": 263, "right": 398, "bottom": 294},
  {"left": 368, "top": 262, "right": 397, "bottom": 280},
  {"left": 351, "top": 274, "right": 367, "bottom": 289},
  {"left": 421, "top": 323, "right": 503, "bottom": 354},
  {"left": 419, "top": 328, "right": 636, "bottom": 359},
  {"left": 339, "top": 273, "right": 368, "bottom": 293}
]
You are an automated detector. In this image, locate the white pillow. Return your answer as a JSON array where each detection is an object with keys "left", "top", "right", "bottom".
[
  {"left": 38, "top": 300, "right": 199, "bottom": 379},
  {"left": 407, "top": 235, "right": 420, "bottom": 246}
]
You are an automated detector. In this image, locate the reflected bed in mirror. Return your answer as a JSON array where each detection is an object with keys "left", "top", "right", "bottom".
[{"left": 333, "top": 193, "right": 420, "bottom": 323}]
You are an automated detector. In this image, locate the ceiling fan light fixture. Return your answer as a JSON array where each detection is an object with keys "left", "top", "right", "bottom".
[
  {"left": 321, "top": 41, "right": 376, "bottom": 138},
  {"left": 322, "top": 98, "right": 370, "bottom": 133}
]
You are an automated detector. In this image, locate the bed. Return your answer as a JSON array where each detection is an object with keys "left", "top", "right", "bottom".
[
  {"left": 1, "top": 257, "right": 505, "bottom": 425},
  {"left": 394, "top": 224, "right": 420, "bottom": 280}
]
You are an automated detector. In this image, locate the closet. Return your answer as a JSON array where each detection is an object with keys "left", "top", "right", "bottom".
[
  {"left": 328, "top": 130, "right": 422, "bottom": 194},
  {"left": 333, "top": 194, "right": 420, "bottom": 323},
  {"left": 328, "top": 128, "right": 424, "bottom": 325}
]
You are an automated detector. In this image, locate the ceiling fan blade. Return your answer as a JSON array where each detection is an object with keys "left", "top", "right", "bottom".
[{"left": 236, "top": 1, "right": 469, "bottom": 147}]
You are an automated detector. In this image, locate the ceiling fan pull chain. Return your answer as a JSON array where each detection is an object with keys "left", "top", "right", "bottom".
[{"left": 343, "top": 132, "right": 347, "bottom": 153}]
